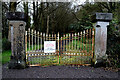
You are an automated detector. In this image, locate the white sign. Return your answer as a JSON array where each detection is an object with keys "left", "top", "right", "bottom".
[{"left": 44, "top": 41, "right": 56, "bottom": 53}]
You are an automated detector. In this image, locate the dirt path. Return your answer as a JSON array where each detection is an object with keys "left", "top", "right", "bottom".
[{"left": 2, "top": 63, "right": 118, "bottom": 78}]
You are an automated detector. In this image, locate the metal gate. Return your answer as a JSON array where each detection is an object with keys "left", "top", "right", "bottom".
[
  {"left": 59, "top": 28, "right": 95, "bottom": 65},
  {"left": 25, "top": 28, "right": 95, "bottom": 66}
]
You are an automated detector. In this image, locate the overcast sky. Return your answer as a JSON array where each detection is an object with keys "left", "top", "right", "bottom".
[{"left": 16, "top": 0, "right": 86, "bottom": 12}]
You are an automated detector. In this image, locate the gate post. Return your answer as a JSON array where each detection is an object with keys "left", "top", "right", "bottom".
[
  {"left": 92, "top": 13, "right": 112, "bottom": 66},
  {"left": 6, "top": 12, "right": 26, "bottom": 69}
]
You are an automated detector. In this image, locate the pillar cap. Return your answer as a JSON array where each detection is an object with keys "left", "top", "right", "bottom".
[
  {"left": 6, "top": 12, "right": 26, "bottom": 22},
  {"left": 92, "top": 12, "right": 112, "bottom": 23}
]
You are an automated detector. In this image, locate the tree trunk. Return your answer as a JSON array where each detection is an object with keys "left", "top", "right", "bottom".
[
  {"left": 46, "top": 2, "right": 49, "bottom": 34},
  {"left": 33, "top": 2, "right": 36, "bottom": 30},
  {"left": 46, "top": 15, "right": 49, "bottom": 35},
  {"left": 24, "top": 2, "right": 29, "bottom": 30}
]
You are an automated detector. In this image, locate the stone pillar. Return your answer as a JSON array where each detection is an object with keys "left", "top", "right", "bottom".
[
  {"left": 6, "top": 12, "right": 26, "bottom": 69},
  {"left": 92, "top": 13, "right": 112, "bottom": 65}
]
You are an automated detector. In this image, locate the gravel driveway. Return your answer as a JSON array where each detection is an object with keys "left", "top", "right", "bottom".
[{"left": 2, "top": 63, "right": 118, "bottom": 78}]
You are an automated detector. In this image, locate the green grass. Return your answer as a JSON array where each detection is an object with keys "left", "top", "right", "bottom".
[
  {"left": 60, "top": 55, "right": 92, "bottom": 65},
  {"left": 0, "top": 44, "right": 43, "bottom": 65},
  {"left": 1, "top": 50, "right": 11, "bottom": 64},
  {"left": 27, "top": 44, "right": 43, "bottom": 51},
  {"left": 65, "top": 39, "right": 92, "bottom": 52},
  {"left": 27, "top": 56, "right": 59, "bottom": 66}
]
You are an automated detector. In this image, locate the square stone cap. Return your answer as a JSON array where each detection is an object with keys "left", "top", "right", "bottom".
[
  {"left": 91, "top": 12, "right": 112, "bottom": 22},
  {"left": 6, "top": 12, "right": 26, "bottom": 22}
]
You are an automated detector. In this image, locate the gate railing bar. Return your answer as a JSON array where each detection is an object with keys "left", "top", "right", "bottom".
[
  {"left": 28, "top": 28, "right": 30, "bottom": 51},
  {"left": 87, "top": 29, "right": 89, "bottom": 54},
  {"left": 86, "top": 29, "right": 88, "bottom": 61},
  {"left": 85, "top": 30, "right": 87, "bottom": 54},
  {"left": 75, "top": 33, "right": 76, "bottom": 52},
  {"left": 31, "top": 29, "right": 33, "bottom": 65},
  {"left": 75, "top": 33, "right": 76, "bottom": 63},
  {"left": 38, "top": 31, "right": 40, "bottom": 65},
  {"left": 58, "top": 32, "right": 59, "bottom": 51},
  {"left": 63, "top": 34, "right": 65, "bottom": 53},
  {"left": 25, "top": 31, "right": 28, "bottom": 62},
  {"left": 66, "top": 34, "right": 67, "bottom": 52},
  {"left": 37, "top": 31, "right": 39, "bottom": 50},
  {"left": 80, "top": 32, "right": 82, "bottom": 52},
  {"left": 72, "top": 33, "right": 73, "bottom": 51},
  {"left": 40, "top": 32, "right": 42, "bottom": 52},
  {"left": 69, "top": 33, "right": 70, "bottom": 52},
  {"left": 43, "top": 33, "right": 45, "bottom": 52},
  {"left": 85, "top": 30, "right": 86, "bottom": 55},
  {"left": 32, "top": 29, "right": 33, "bottom": 50},
  {"left": 81, "top": 31, "right": 83, "bottom": 64},
  {"left": 35, "top": 30, "right": 36, "bottom": 51},
  {"left": 57, "top": 32, "right": 59, "bottom": 64},
  {"left": 83, "top": 30, "right": 85, "bottom": 53},
  {"left": 77, "top": 32, "right": 79, "bottom": 53},
  {"left": 60, "top": 36, "right": 62, "bottom": 64},
  {"left": 92, "top": 28, "right": 95, "bottom": 57},
  {"left": 81, "top": 31, "right": 83, "bottom": 53},
  {"left": 89, "top": 29, "right": 91, "bottom": 53}
]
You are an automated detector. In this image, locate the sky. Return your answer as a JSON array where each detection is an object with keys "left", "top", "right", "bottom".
[
  {"left": 16, "top": 0, "right": 86, "bottom": 12},
  {"left": 2, "top": 0, "right": 120, "bottom": 2},
  {"left": 2, "top": 0, "right": 86, "bottom": 2}
]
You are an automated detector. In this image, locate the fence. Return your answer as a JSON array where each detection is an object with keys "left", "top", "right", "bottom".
[{"left": 25, "top": 28, "right": 95, "bottom": 66}]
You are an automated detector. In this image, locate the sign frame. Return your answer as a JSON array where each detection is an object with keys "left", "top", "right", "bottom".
[{"left": 44, "top": 41, "right": 56, "bottom": 53}]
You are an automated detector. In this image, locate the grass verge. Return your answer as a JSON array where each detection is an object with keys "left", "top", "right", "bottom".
[{"left": 1, "top": 50, "right": 11, "bottom": 64}]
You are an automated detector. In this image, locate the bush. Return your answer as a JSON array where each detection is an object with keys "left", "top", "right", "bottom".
[
  {"left": 2, "top": 38, "right": 11, "bottom": 51},
  {"left": 106, "top": 20, "right": 120, "bottom": 68}
]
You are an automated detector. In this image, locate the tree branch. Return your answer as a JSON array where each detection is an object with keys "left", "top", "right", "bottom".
[{"left": 72, "top": 12, "right": 80, "bottom": 21}]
